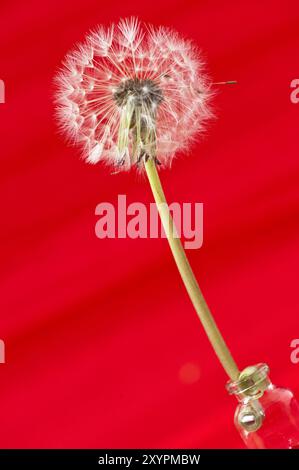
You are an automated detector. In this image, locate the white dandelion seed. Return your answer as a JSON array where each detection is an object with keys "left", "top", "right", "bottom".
[{"left": 55, "top": 17, "right": 213, "bottom": 170}]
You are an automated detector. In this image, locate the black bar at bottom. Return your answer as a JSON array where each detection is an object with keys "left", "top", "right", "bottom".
[{"left": 0, "top": 449, "right": 298, "bottom": 467}]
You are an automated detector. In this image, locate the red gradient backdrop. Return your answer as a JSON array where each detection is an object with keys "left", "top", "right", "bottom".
[{"left": 1, "top": 0, "right": 299, "bottom": 448}]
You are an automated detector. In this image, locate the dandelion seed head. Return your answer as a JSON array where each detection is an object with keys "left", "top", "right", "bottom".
[{"left": 55, "top": 17, "right": 213, "bottom": 170}]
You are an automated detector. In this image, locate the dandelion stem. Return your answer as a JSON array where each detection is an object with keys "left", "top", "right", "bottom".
[{"left": 144, "top": 157, "right": 240, "bottom": 381}]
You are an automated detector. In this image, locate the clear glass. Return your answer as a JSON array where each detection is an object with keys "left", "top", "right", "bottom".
[{"left": 226, "top": 363, "right": 299, "bottom": 449}]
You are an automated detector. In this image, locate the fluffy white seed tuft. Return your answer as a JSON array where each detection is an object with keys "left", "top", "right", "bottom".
[{"left": 55, "top": 17, "right": 213, "bottom": 171}]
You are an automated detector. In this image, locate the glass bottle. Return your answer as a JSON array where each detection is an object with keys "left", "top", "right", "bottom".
[{"left": 226, "top": 363, "right": 299, "bottom": 449}]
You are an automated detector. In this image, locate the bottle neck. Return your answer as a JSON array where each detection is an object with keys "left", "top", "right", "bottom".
[{"left": 226, "top": 363, "right": 271, "bottom": 402}]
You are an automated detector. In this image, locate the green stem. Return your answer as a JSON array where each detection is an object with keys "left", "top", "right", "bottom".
[{"left": 144, "top": 157, "right": 240, "bottom": 381}]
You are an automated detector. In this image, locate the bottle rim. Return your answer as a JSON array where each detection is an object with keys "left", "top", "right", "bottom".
[{"left": 226, "top": 363, "right": 270, "bottom": 397}]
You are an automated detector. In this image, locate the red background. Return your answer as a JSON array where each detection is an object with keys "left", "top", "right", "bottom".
[{"left": 1, "top": 0, "right": 299, "bottom": 448}]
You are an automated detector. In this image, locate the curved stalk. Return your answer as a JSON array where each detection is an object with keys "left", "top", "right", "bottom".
[{"left": 144, "top": 157, "right": 239, "bottom": 381}]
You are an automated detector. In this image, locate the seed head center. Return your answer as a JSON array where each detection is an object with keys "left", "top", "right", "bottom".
[{"left": 113, "top": 78, "right": 163, "bottom": 108}]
